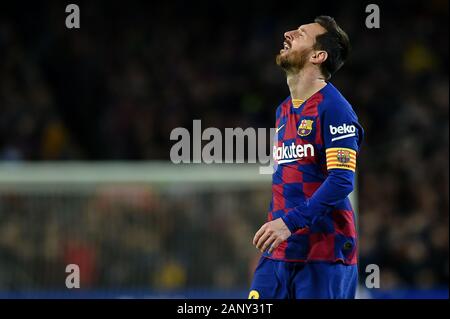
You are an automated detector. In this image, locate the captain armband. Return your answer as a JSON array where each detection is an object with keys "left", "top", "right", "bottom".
[{"left": 326, "top": 147, "right": 357, "bottom": 172}]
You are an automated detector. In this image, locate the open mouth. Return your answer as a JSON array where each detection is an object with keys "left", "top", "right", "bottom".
[{"left": 280, "top": 41, "right": 291, "bottom": 53}]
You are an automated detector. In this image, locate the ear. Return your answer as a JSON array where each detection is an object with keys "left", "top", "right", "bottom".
[{"left": 310, "top": 50, "right": 328, "bottom": 65}]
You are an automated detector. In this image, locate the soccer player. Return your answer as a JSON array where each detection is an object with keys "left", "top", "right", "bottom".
[{"left": 249, "top": 16, "right": 364, "bottom": 299}]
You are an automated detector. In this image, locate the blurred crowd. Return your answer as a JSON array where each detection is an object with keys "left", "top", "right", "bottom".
[
  {"left": 0, "top": 185, "right": 266, "bottom": 292},
  {"left": 0, "top": 0, "right": 448, "bottom": 291}
]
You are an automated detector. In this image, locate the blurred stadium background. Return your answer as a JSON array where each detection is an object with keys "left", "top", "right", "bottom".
[{"left": 0, "top": 0, "right": 448, "bottom": 298}]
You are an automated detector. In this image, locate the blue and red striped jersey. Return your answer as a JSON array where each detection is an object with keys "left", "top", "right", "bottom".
[{"left": 264, "top": 82, "right": 364, "bottom": 264}]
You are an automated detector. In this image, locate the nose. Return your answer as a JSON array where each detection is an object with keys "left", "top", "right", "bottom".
[
  {"left": 284, "top": 31, "right": 292, "bottom": 40},
  {"left": 284, "top": 30, "right": 295, "bottom": 41}
]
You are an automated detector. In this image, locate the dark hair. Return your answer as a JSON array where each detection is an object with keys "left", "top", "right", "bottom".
[{"left": 313, "top": 15, "right": 351, "bottom": 80}]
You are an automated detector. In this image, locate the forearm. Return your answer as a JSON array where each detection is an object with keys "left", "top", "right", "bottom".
[{"left": 281, "top": 169, "right": 355, "bottom": 232}]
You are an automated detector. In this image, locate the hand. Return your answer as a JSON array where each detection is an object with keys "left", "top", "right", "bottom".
[{"left": 253, "top": 218, "right": 292, "bottom": 254}]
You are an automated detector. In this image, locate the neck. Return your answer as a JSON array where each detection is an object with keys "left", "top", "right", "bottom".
[{"left": 286, "top": 68, "right": 327, "bottom": 102}]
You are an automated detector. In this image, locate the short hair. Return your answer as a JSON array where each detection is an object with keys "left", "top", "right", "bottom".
[{"left": 313, "top": 15, "right": 351, "bottom": 80}]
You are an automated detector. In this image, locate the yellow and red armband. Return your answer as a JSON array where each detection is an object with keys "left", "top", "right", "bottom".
[{"left": 326, "top": 147, "right": 357, "bottom": 172}]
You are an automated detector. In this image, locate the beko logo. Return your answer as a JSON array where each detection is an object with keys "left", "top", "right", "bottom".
[{"left": 329, "top": 124, "right": 356, "bottom": 142}]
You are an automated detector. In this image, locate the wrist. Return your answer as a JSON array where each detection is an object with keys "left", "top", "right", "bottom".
[{"left": 281, "top": 213, "right": 304, "bottom": 233}]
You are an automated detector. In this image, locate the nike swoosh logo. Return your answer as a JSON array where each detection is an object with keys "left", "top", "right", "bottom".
[{"left": 275, "top": 124, "right": 285, "bottom": 133}]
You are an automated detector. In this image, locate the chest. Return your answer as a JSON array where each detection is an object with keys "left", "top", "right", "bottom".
[{"left": 275, "top": 108, "right": 322, "bottom": 148}]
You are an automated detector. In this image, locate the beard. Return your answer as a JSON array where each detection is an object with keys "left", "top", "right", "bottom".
[{"left": 276, "top": 47, "right": 311, "bottom": 73}]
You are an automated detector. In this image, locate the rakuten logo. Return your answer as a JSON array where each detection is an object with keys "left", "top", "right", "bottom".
[
  {"left": 273, "top": 142, "right": 314, "bottom": 164},
  {"left": 329, "top": 124, "right": 356, "bottom": 135}
]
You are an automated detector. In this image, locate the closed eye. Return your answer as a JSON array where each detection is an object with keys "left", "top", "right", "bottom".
[{"left": 298, "top": 27, "right": 307, "bottom": 37}]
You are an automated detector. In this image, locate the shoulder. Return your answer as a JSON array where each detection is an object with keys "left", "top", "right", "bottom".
[
  {"left": 318, "top": 83, "right": 357, "bottom": 120},
  {"left": 276, "top": 96, "right": 291, "bottom": 118}
]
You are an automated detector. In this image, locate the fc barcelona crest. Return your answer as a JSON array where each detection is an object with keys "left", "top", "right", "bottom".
[
  {"left": 337, "top": 149, "right": 351, "bottom": 163},
  {"left": 298, "top": 119, "right": 314, "bottom": 137}
]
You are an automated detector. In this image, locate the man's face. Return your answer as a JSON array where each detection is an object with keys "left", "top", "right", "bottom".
[{"left": 276, "top": 22, "right": 327, "bottom": 72}]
